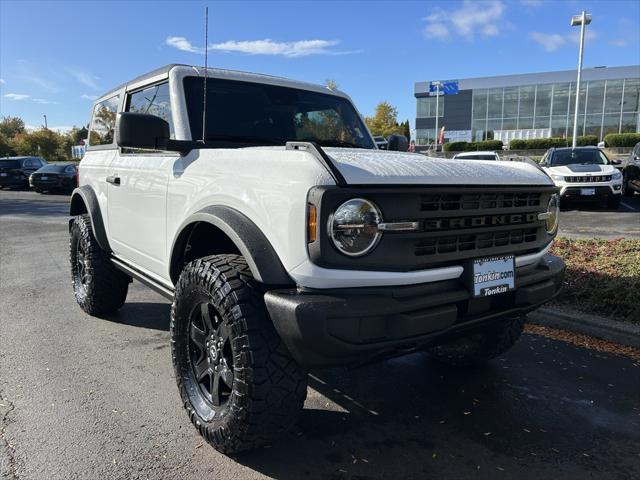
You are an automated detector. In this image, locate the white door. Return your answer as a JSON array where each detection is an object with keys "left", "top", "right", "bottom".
[{"left": 106, "top": 82, "right": 178, "bottom": 278}]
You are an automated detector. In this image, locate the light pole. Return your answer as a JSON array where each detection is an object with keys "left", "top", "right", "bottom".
[
  {"left": 570, "top": 11, "right": 592, "bottom": 149},
  {"left": 43, "top": 114, "right": 48, "bottom": 129},
  {"left": 433, "top": 81, "right": 441, "bottom": 151}
]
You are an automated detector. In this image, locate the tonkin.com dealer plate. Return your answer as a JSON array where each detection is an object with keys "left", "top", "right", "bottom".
[{"left": 472, "top": 255, "right": 515, "bottom": 297}]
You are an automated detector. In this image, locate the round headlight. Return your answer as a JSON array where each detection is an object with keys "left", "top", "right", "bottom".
[
  {"left": 329, "top": 198, "right": 382, "bottom": 256},
  {"left": 546, "top": 194, "right": 560, "bottom": 235}
]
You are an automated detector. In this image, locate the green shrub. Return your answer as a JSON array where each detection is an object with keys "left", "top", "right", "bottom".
[
  {"left": 604, "top": 133, "right": 640, "bottom": 147},
  {"left": 508, "top": 136, "right": 599, "bottom": 150},
  {"left": 444, "top": 140, "right": 503, "bottom": 152},
  {"left": 575, "top": 135, "right": 599, "bottom": 146},
  {"left": 475, "top": 140, "right": 503, "bottom": 151},
  {"left": 443, "top": 141, "right": 470, "bottom": 152}
]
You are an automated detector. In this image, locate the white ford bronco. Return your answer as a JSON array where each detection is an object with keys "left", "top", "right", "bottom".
[{"left": 69, "top": 64, "right": 565, "bottom": 453}]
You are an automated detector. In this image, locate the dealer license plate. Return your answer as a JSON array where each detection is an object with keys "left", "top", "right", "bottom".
[
  {"left": 0, "top": 173, "right": 7, "bottom": 177},
  {"left": 472, "top": 255, "right": 515, "bottom": 297},
  {"left": 41, "top": 176, "right": 48, "bottom": 180},
  {"left": 581, "top": 188, "right": 595, "bottom": 196}
]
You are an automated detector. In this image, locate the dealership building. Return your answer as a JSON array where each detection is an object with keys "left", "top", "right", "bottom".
[{"left": 414, "top": 65, "right": 640, "bottom": 146}]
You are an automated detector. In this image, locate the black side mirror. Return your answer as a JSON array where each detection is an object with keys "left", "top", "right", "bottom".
[
  {"left": 116, "top": 113, "right": 193, "bottom": 153},
  {"left": 611, "top": 158, "right": 622, "bottom": 165},
  {"left": 387, "top": 134, "right": 409, "bottom": 152}
]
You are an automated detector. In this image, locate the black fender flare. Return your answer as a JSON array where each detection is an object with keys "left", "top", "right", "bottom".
[
  {"left": 170, "top": 206, "right": 294, "bottom": 286},
  {"left": 69, "top": 186, "right": 112, "bottom": 253}
]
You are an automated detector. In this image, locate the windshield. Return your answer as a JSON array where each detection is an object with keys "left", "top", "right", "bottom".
[
  {"left": 39, "top": 164, "right": 68, "bottom": 173},
  {"left": 456, "top": 154, "right": 497, "bottom": 161},
  {"left": 183, "top": 77, "right": 374, "bottom": 149},
  {"left": 550, "top": 149, "right": 609, "bottom": 167},
  {"left": 0, "top": 160, "right": 20, "bottom": 169}
]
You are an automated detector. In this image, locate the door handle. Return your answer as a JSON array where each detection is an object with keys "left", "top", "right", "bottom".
[{"left": 106, "top": 175, "right": 121, "bottom": 185}]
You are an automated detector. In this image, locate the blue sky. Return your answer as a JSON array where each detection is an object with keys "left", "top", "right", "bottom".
[{"left": 1, "top": 0, "right": 638, "bottom": 133}]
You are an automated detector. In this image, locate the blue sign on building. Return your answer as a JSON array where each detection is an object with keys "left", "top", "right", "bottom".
[{"left": 429, "top": 80, "right": 459, "bottom": 96}]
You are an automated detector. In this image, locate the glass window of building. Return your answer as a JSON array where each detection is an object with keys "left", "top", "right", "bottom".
[
  {"left": 416, "top": 96, "right": 443, "bottom": 118},
  {"left": 602, "top": 114, "right": 621, "bottom": 136},
  {"left": 472, "top": 89, "right": 487, "bottom": 119},
  {"left": 552, "top": 83, "right": 571, "bottom": 117},
  {"left": 503, "top": 87, "right": 518, "bottom": 118},
  {"left": 535, "top": 84, "right": 552, "bottom": 117},
  {"left": 487, "top": 88, "right": 503, "bottom": 119},
  {"left": 586, "top": 80, "right": 605, "bottom": 115},
  {"left": 517, "top": 86, "right": 535, "bottom": 129},
  {"left": 621, "top": 113, "right": 638, "bottom": 133},
  {"left": 622, "top": 78, "right": 640, "bottom": 113},
  {"left": 604, "top": 80, "right": 624, "bottom": 114}
]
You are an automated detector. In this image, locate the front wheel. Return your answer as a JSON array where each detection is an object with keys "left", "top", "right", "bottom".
[
  {"left": 69, "top": 214, "right": 129, "bottom": 315},
  {"left": 427, "top": 315, "right": 525, "bottom": 366},
  {"left": 171, "top": 254, "right": 307, "bottom": 454}
]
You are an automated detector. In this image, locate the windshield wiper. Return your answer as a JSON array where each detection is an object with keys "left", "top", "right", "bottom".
[{"left": 205, "top": 135, "right": 285, "bottom": 146}]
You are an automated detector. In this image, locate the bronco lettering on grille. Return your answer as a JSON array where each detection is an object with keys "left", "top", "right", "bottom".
[{"left": 424, "top": 213, "right": 538, "bottom": 231}]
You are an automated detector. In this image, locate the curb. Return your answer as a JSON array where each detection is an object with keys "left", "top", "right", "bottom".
[{"left": 527, "top": 307, "right": 640, "bottom": 350}]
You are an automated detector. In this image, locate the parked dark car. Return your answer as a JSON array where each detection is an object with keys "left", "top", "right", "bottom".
[
  {"left": 373, "top": 135, "right": 388, "bottom": 150},
  {"left": 621, "top": 141, "right": 640, "bottom": 197},
  {"left": 0, "top": 156, "right": 47, "bottom": 189},
  {"left": 30, "top": 163, "right": 78, "bottom": 193}
]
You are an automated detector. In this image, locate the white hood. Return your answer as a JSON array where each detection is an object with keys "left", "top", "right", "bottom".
[
  {"left": 323, "top": 148, "right": 553, "bottom": 186},
  {"left": 542, "top": 163, "right": 617, "bottom": 176}
]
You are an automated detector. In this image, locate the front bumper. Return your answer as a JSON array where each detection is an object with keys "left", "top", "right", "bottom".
[
  {"left": 265, "top": 254, "right": 565, "bottom": 368},
  {"left": 559, "top": 183, "right": 621, "bottom": 200}
]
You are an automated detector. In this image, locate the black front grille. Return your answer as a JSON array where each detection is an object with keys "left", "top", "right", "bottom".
[
  {"left": 421, "top": 192, "right": 542, "bottom": 211},
  {"left": 308, "top": 186, "right": 557, "bottom": 272},
  {"left": 565, "top": 175, "right": 611, "bottom": 183},
  {"left": 415, "top": 227, "right": 538, "bottom": 256}
]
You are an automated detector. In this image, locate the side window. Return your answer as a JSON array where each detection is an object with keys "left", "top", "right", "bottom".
[
  {"left": 126, "top": 83, "right": 174, "bottom": 138},
  {"left": 24, "top": 159, "right": 38, "bottom": 168},
  {"left": 89, "top": 96, "right": 119, "bottom": 146}
]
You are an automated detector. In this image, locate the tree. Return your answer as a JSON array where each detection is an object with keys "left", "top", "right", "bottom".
[
  {"left": 0, "top": 133, "right": 16, "bottom": 157},
  {"left": 365, "top": 101, "right": 403, "bottom": 137},
  {"left": 324, "top": 79, "right": 338, "bottom": 90},
  {"left": 0, "top": 116, "right": 26, "bottom": 138},
  {"left": 402, "top": 120, "right": 411, "bottom": 140},
  {"left": 12, "top": 128, "right": 62, "bottom": 161}
]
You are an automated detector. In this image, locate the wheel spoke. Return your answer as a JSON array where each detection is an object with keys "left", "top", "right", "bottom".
[
  {"left": 193, "top": 358, "right": 210, "bottom": 381},
  {"left": 190, "top": 323, "right": 207, "bottom": 349},
  {"left": 219, "top": 362, "right": 234, "bottom": 388},
  {"left": 210, "top": 371, "right": 221, "bottom": 406},
  {"left": 200, "top": 303, "right": 215, "bottom": 333}
]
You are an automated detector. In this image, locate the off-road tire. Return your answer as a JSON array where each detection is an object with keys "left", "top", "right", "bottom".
[
  {"left": 69, "top": 214, "right": 129, "bottom": 315},
  {"left": 622, "top": 177, "right": 634, "bottom": 197},
  {"left": 427, "top": 315, "right": 525, "bottom": 366},
  {"left": 171, "top": 254, "right": 307, "bottom": 454}
]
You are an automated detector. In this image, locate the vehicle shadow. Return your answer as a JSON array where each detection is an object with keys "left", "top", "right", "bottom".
[{"left": 100, "top": 301, "right": 171, "bottom": 331}]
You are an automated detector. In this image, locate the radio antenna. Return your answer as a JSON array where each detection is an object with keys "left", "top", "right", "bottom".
[{"left": 201, "top": 6, "right": 209, "bottom": 143}]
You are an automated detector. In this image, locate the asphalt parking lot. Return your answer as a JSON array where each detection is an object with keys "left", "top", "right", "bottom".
[
  {"left": 1, "top": 189, "right": 639, "bottom": 480},
  {"left": 558, "top": 194, "right": 640, "bottom": 239}
]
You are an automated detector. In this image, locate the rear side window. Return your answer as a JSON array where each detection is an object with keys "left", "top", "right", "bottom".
[
  {"left": 89, "top": 96, "right": 119, "bottom": 146},
  {"left": 0, "top": 160, "right": 20, "bottom": 169},
  {"left": 126, "top": 83, "right": 174, "bottom": 138}
]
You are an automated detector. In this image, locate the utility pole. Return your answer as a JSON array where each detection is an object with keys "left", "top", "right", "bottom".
[
  {"left": 570, "top": 11, "right": 591, "bottom": 149},
  {"left": 43, "top": 114, "right": 48, "bottom": 129}
]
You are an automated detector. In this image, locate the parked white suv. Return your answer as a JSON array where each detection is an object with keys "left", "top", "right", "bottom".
[
  {"left": 540, "top": 146, "right": 623, "bottom": 208},
  {"left": 452, "top": 151, "right": 500, "bottom": 161},
  {"left": 69, "top": 64, "right": 565, "bottom": 453}
]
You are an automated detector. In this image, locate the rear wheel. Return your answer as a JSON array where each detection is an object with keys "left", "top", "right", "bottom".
[
  {"left": 427, "top": 315, "right": 525, "bottom": 366},
  {"left": 171, "top": 254, "right": 307, "bottom": 454},
  {"left": 69, "top": 214, "right": 129, "bottom": 315},
  {"left": 622, "top": 176, "right": 634, "bottom": 197}
]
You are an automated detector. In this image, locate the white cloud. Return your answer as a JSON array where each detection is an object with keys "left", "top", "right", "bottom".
[
  {"left": 68, "top": 69, "right": 100, "bottom": 90},
  {"left": 423, "top": 1, "right": 506, "bottom": 41},
  {"left": 530, "top": 32, "right": 566, "bottom": 52},
  {"left": 530, "top": 30, "right": 598, "bottom": 52},
  {"left": 31, "top": 98, "right": 58, "bottom": 105},
  {"left": 166, "top": 36, "right": 357, "bottom": 57},
  {"left": 81, "top": 94, "right": 98, "bottom": 100},
  {"left": 609, "top": 39, "right": 627, "bottom": 47},
  {"left": 166, "top": 36, "right": 202, "bottom": 53},
  {"left": 0, "top": 79, "right": 5, "bottom": 84},
  {"left": 20, "top": 74, "right": 58, "bottom": 92},
  {"left": 4, "top": 93, "right": 30, "bottom": 100},
  {"left": 424, "top": 23, "right": 450, "bottom": 40}
]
